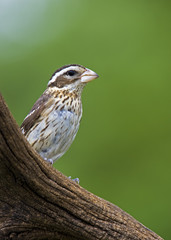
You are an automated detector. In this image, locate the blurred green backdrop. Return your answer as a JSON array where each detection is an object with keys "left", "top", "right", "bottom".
[{"left": 1, "top": 0, "right": 171, "bottom": 239}]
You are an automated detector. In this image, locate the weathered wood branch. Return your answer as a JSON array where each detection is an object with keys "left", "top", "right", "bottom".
[{"left": 0, "top": 93, "right": 163, "bottom": 240}]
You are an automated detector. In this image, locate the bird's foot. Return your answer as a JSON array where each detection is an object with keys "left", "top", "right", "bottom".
[
  {"left": 68, "top": 176, "right": 79, "bottom": 184},
  {"left": 44, "top": 157, "right": 53, "bottom": 164}
]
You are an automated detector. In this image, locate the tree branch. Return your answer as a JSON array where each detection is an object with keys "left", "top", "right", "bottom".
[{"left": 0, "top": 93, "right": 163, "bottom": 240}]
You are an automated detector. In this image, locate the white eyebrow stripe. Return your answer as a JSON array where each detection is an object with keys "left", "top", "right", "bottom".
[{"left": 48, "top": 66, "right": 82, "bottom": 85}]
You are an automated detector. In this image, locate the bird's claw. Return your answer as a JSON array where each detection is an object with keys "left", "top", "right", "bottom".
[
  {"left": 68, "top": 176, "right": 80, "bottom": 184},
  {"left": 44, "top": 157, "right": 53, "bottom": 164}
]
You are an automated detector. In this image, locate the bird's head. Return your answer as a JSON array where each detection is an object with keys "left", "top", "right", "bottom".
[{"left": 48, "top": 64, "right": 99, "bottom": 92}]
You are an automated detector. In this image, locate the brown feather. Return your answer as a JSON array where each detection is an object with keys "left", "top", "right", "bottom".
[{"left": 21, "top": 92, "right": 51, "bottom": 135}]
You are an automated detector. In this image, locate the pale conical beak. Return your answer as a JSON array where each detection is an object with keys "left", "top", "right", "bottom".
[{"left": 81, "top": 68, "right": 99, "bottom": 83}]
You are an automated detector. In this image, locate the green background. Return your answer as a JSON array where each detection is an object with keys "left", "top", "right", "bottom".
[{"left": 1, "top": 1, "right": 171, "bottom": 239}]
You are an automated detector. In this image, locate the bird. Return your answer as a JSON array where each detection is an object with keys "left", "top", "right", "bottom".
[{"left": 21, "top": 64, "right": 99, "bottom": 165}]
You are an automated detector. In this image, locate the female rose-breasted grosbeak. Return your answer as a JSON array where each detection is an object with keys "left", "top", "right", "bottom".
[{"left": 21, "top": 64, "right": 99, "bottom": 164}]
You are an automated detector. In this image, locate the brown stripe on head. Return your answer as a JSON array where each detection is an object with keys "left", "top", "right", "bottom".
[{"left": 48, "top": 64, "right": 86, "bottom": 88}]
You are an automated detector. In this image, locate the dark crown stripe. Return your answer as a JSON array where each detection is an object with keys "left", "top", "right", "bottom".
[{"left": 50, "top": 64, "right": 85, "bottom": 80}]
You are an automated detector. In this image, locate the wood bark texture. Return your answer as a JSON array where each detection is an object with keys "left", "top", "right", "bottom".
[{"left": 0, "top": 93, "right": 163, "bottom": 240}]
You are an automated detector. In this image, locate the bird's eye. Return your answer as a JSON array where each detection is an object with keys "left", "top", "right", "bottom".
[{"left": 66, "top": 70, "right": 77, "bottom": 76}]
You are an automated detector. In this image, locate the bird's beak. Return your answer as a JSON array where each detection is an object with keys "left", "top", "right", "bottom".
[{"left": 81, "top": 68, "right": 99, "bottom": 83}]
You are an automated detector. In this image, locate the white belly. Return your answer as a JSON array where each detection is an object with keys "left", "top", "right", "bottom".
[{"left": 26, "top": 107, "right": 82, "bottom": 162}]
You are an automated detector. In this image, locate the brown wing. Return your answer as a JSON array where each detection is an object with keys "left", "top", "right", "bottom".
[{"left": 21, "top": 92, "right": 51, "bottom": 135}]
